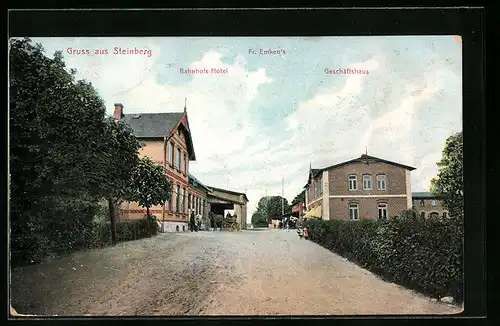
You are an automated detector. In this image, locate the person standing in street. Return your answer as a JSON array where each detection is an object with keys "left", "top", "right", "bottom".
[{"left": 190, "top": 212, "right": 196, "bottom": 232}]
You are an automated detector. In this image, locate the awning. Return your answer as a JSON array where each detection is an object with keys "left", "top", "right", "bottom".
[{"left": 304, "top": 205, "right": 322, "bottom": 219}]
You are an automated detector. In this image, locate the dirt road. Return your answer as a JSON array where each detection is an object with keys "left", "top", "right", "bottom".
[{"left": 10, "top": 229, "right": 462, "bottom": 316}]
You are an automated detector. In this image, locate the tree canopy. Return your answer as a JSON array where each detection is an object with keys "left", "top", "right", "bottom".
[
  {"left": 430, "top": 132, "right": 463, "bottom": 220},
  {"left": 127, "top": 157, "right": 172, "bottom": 217},
  {"left": 251, "top": 196, "right": 290, "bottom": 227},
  {"left": 9, "top": 38, "right": 146, "bottom": 263}
]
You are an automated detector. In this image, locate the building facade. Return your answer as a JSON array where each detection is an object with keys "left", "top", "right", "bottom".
[
  {"left": 188, "top": 173, "right": 210, "bottom": 230},
  {"left": 292, "top": 201, "right": 305, "bottom": 216},
  {"left": 114, "top": 103, "right": 196, "bottom": 232},
  {"left": 113, "top": 103, "right": 249, "bottom": 232},
  {"left": 304, "top": 154, "right": 416, "bottom": 221},
  {"left": 412, "top": 192, "right": 449, "bottom": 219},
  {"left": 206, "top": 187, "right": 248, "bottom": 229}
]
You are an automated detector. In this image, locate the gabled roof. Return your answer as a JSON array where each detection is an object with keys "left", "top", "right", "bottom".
[
  {"left": 188, "top": 173, "right": 211, "bottom": 192},
  {"left": 412, "top": 192, "right": 442, "bottom": 199},
  {"left": 122, "top": 111, "right": 196, "bottom": 160},
  {"left": 321, "top": 154, "right": 416, "bottom": 172},
  {"left": 122, "top": 112, "right": 183, "bottom": 138},
  {"left": 304, "top": 168, "right": 322, "bottom": 188},
  {"left": 304, "top": 154, "right": 415, "bottom": 188},
  {"left": 208, "top": 186, "right": 249, "bottom": 202},
  {"left": 311, "top": 168, "right": 321, "bottom": 177}
]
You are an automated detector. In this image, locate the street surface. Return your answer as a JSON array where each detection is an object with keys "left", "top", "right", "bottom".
[{"left": 10, "top": 229, "right": 461, "bottom": 316}]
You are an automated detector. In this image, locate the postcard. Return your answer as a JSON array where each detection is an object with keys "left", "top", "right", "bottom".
[{"left": 9, "top": 35, "right": 463, "bottom": 316}]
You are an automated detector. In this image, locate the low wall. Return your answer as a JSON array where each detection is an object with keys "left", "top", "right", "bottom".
[{"left": 162, "top": 221, "right": 189, "bottom": 233}]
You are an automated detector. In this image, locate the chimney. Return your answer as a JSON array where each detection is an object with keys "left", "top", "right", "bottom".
[{"left": 114, "top": 103, "right": 124, "bottom": 120}]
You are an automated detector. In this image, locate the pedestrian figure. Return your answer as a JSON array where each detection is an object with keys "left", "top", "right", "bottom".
[
  {"left": 196, "top": 214, "right": 202, "bottom": 232},
  {"left": 297, "top": 227, "right": 304, "bottom": 239},
  {"left": 303, "top": 227, "right": 309, "bottom": 239},
  {"left": 190, "top": 212, "right": 196, "bottom": 232}
]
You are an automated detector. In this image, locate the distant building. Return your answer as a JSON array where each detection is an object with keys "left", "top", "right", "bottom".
[
  {"left": 412, "top": 192, "right": 449, "bottom": 219},
  {"left": 206, "top": 186, "right": 249, "bottom": 230},
  {"left": 292, "top": 201, "right": 306, "bottom": 216},
  {"left": 304, "top": 154, "right": 416, "bottom": 220}
]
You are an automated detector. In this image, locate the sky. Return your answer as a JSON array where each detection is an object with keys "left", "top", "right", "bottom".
[{"left": 30, "top": 36, "right": 462, "bottom": 223}]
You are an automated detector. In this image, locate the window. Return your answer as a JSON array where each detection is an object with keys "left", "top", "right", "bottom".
[
  {"left": 175, "top": 185, "right": 180, "bottom": 212},
  {"left": 188, "top": 194, "right": 191, "bottom": 212},
  {"left": 184, "top": 154, "right": 187, "bottom": 174},
  {"left": 195, "top": 197, "right": 199, "bottom": 215},
  {"left": 420, "top": 212, "right": 425, "bottom": 219},
  {"left": 363, "top": 174, "right": 372, "bottom": 190},
  {"left": 202, "top": 199, "right": 205, "bottom": 215},
  {"left": 376, "top": 174, "right": 387, "bottom": 190},
  {"left": 181, "top": 188, "right": 186, "bottom": 213},
  {"left": 378, "top": 203, "right": 388, "bottom": 220},
  {"left": 431, "top": 200, "right": 436, "bottom": 207},
  {"left": 168, "top": 190, "right": 172, "bottom": 211},
  {"left": 443, "top": 212, "right": 448, "bottom": 218},
  {"left": 349, "top": 203, "right": 359, "bottom": 220},
  {"left": 169, "top": 142, "right": 174, "bottom": 166},
  {"left": 429, "top": 212, "right": 439, "bottom": 219},
  {"left": 348, "top": 175, "right": 357, "bottom": 191},
  {"left": 420, "top": 199, "right": 425, "bottom": 207},
  {"left": 180, "top": 154, "right": 184, "bottom": 173},
  {"left": 176, "top": 148, "right": 181, "bottom": 170}
]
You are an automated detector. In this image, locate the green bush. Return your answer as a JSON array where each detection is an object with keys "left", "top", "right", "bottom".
[
  {"left": 98, "top": 214, "right": 159, "bottom": 245},
  {"left": 10, "top": 196, "right": 101, "bottom": 266},
  {"left": 305, "top": 218, "right": 463, "bottom": 301}
]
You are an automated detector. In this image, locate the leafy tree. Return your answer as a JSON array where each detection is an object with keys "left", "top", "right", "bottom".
[
  {"left": 9, "top": 38, "right": 113, "bottom": 262},
  {"left": 9, "top": 38, "right": 143, "bottom": 262},
  {"left": 251, "top": 210, "right": 268, "bottom": 227},
  {"left": 96, "top": 118, "right": 141, "bottom": 244},
  {"left": 251, "top": 196, "right": 289, "bottom": 226},
  {"left": 127, "top": 157, "right": 172, "bottom": 234},
  {"left": 430, "top": 132, "right": 463, "bottom": 220}
]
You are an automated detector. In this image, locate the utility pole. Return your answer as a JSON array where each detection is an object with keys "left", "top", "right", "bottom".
[{"left": 282, "top": 176, "right": 284, "bottom": 216}]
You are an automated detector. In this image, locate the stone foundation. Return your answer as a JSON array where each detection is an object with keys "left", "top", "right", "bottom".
[{"left": 161, "top": 221, "right": 189, "bottom": 233}]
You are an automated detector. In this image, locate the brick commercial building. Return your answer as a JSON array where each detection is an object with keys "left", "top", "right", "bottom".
[
  {"left": 304, "top": 154, "right": 416, "bottom": 221},
  {"left": 412, "top": 192, "right": 449, "bottom": 219}
]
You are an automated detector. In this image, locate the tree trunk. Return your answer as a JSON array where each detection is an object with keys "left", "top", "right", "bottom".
[
  {"left": 146, "top": 207, "right": 151, "bottom": 237},
  {"left": 108, "top": 197, "right": 117, "bottom": 245}
]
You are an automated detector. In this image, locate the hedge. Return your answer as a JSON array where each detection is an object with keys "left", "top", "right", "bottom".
[
  {"left": 98, "top": 214, "right": 160, "bottom": 246},
  {"left": 10, "top": 197, "right": 102, "bottom": 266},
  {"left": 305, "top": 217, "right": 463, "bottom": 301},
  {"left": 11, "top": 211, "right": 160, "bottom": 267}
]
